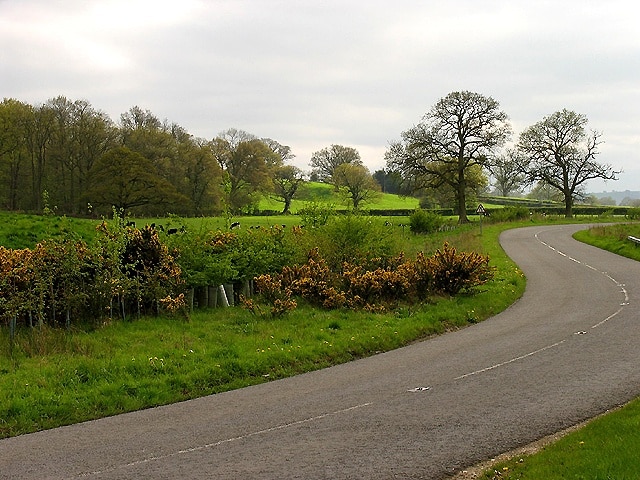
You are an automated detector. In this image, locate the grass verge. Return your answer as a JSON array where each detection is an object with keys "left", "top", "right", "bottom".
[
  {"left": 478, "top": 398, "right": 640, "bottom": 480},
  {"left": 0, "top": 220, "right": 525, "bottom": 439}
]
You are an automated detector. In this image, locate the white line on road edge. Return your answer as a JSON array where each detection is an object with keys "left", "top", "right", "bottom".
[
  {"left": 454, "top": 341, "right": 566, "bottom": 380},
  {"left": 76, "top": 402, "right": 373, "bottom": 478}
]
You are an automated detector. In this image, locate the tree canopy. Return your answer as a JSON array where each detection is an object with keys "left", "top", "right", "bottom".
[
  {"left": 518, "top": 109, "right": 619, "bottom": 217},
  {"left": 272, "top": 165, "right": 306, "bottom": 214},
  {"left": 86, "top": 146, "right": 187, "bottom": 217},
  {"left": 488, "top": 148, "right": 527, "bottom": 197},
  {"left": 332, "top": 163, "right": 380, "bottom": 210},
  {"left": 212, "top": 129, "right": 281, "bottom": 214},
  {"left": 0, "top": 99, "right": 299, "bottom": 217},
  {"left": 385, "top": 91, "right": 511, "bottom": 223},
  {"left": 310, "top": 144, "right": 362, "bottom": 183}
]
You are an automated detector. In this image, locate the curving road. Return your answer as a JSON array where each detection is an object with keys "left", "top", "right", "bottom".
[{"left": 2, "top": 224, "right": 640, "bottom": 479}]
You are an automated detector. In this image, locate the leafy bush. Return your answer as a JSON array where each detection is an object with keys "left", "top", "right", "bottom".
[
  {"left": 166, "top": 230, "right": 237, "bottom": 289},
  {"left": 314, "top": 214, "right": 397, "bottom": 271},
  {"left": 486, "top": 206, "right": 530, "bottom": 223},
  {"left": 251, "top": 244, "right": 493, "bottom": 312},
  {"left": 626, "top": 208, "right": 640, "bottom": 220},
  {"left": 342, "top": 262, "right": 411, "bottom": 305},
  {"left": 428, "top": 243, "right": 494, "bottom": 295},
  {"left": 298, "top": 202, "right": 335, "bottom": 227},
  {"left": 231, "top": 225, "right": 300, "bottom": 281},
  {"left": 251, "top": 274, "right": 297, "bottom": 317},
  {"left": 409, "top": 209, "right": 444, "bottom": 234}
]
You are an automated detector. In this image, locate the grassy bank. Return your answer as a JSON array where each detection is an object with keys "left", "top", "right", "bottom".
[
  {"left": 479, "top": 397, "right": 640, "bottom": 479},
  {"left": 0, "top": 219, "right": 524, "bottom": 439}
]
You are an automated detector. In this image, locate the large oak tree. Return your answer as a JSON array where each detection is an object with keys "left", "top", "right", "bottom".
[
  {"left": 310, "top": 144, "right": 362, "bottom": 183},
  {"left": 385, "top": 91, "right": 511, "bottom": 223},
  {"left": 518, "top": 109, "right": 619, "bottom": 217},
  {"left": 332, "top": 163, "right": 380, "bottom": 210},
  {"left": 272, "top": 165, "right": 305, "bottom": 214}
]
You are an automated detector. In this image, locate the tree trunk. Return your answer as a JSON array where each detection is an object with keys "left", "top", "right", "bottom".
[
  {"left": 282, "top": 197, "right": 291, "bottom": 215},
  {"left": 564, "top": 195, "right": 573, "bottom": 218},
  {"left": 457, "top": 161, "right": 468, "bottom": 223},
  {"left": 456, "top": 185, "right": 468, "bottom": 224}
]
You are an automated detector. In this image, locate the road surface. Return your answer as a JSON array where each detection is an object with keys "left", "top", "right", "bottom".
[{"left": 2, "top": 224, "right": 640, "bottom": 479}]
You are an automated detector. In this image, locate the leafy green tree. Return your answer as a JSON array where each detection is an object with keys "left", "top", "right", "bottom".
[
  {"left": 526, "top": 181, "right": 564, "bottom": 202},
  {"left": 23, "top": 103, "right": 56, "bottom": 212},
  {"left": 272, "top": 165, "right": 306, "bottom": 214},
  {"left": 181, "top": 138, "right": 223, "bottom": 215},
  {"left": 621, "top": 197, "right": 640, "bottom": 207},
  {"left": 262, "top": 137, "right": 295, "bottom": 164},
  {"left": 119, "top": 106, "right": 178, "bottom": 184},
  {"left": 373, "top": 169, "right": 404, "bottom": 194},
  {"left": 332, "top": 163, "right": 380, "bottom": 210},
  {"left": 212, "top": 129, "right": 279, "bottom": 213},
  {"left": 518, "top": 109, "right": 619, "bottom": 217},
  {"left": 385, "top": 91, "right": 511, "bottom": 223},
  {"left": 310, "top": 144, "right": 362, "bottom": 183},
  {"left": 86, "top": 147, "right": 187, "bottom": 216},
  {"left": 47, "top": 96, "right": 117, "bottom": 214},
  {"left": 417, "top": 161, "right": 488, "bottom": 209},
  {"left": 0, "top": 99, "right": 32, "bottom": 210},
  {"left": 262, "top": 137, "right": 302, "bottom": 214}
]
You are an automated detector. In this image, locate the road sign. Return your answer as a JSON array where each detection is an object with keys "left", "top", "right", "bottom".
[{"left": 476, "top": 204, "right": 486, "bottom": 215}]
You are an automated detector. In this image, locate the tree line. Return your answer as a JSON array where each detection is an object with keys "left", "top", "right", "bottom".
[
  {"left": 0, "top": 92, "right": 620, "bottom": 221},
  {"left": 0, "top": 97, "right": 310, "bottom": 217}
]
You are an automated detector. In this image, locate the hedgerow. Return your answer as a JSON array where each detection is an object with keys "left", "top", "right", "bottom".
[
  {"left": 0, "top": 213, "right": 494, "bottom": 328},
  {"left": 252, "top": 243, "right": 494, "bottom": 314}
]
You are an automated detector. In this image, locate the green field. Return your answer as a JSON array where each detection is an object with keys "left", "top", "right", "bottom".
[
  {"left": 259, "top": 181, "right": 420, "bottom": 213},
  {"left": 0, "top": 213, "right": 522, "bottom": 438}
]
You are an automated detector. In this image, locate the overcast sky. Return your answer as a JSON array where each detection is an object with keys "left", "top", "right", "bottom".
[{"left": 2, "top": 0, "right": 639, "bottom": 192}]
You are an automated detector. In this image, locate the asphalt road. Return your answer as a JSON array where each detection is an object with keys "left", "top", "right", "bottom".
[{"left": 2, "top": 224, "right": 640, "bottom": 479}]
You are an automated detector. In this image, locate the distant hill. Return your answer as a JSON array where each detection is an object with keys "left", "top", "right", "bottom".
[{"left": 590, "top": 190, "right": 640, "bottom": 205}]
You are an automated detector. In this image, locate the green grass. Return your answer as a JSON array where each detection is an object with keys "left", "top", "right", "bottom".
[
  {"left": 0, "top": 211, "right": 98, "bottom": 249},
  {"left": 259, "top": 181, "right": 420, "bottom": 213},
  {"left": 479, "top": 399, "right": 640, "bottom": 480},
  {"left": 0, "top": 216, "right": 525, "bottom": 439},
  {"left": 573, "top": 223, "right": 640, "bottom": 262}
]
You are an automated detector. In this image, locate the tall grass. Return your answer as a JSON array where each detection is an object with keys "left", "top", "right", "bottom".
[{"left": 573, "top": 223, "right": 640, "bottom": 262}]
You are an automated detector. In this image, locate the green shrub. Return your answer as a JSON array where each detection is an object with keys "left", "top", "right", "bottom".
[
  {"left": 487, "top": 206, "right": 530, "bottom": 223},
  {"left": 626, "top": 208, "right": 640, "bottom": 220},
  {"left": 409, "top": 209, "right": 444, "bottom": 234},
  {"left": 428, "top": 243, "right": 494, "bottom": 295},
  {"left": 298, "top": 202, "right": 335, "bottom": 227},
  {"left": 314, "top": 214, "right": 397, "bottom": 271},
  {"left": 255, "top": 243, "right": 492, "bottom": 311},
  {"left": 231, "top": 225, "right": 301, "bottom": 281}
]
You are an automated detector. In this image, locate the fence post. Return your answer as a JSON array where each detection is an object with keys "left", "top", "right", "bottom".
[{"left": 218, "top": 285, "right": 230, "bottom": 307}]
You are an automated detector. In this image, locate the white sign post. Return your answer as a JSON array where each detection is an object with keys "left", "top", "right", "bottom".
[{"left": 476, "top": 204, "right": 486, "bottom": 234}]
